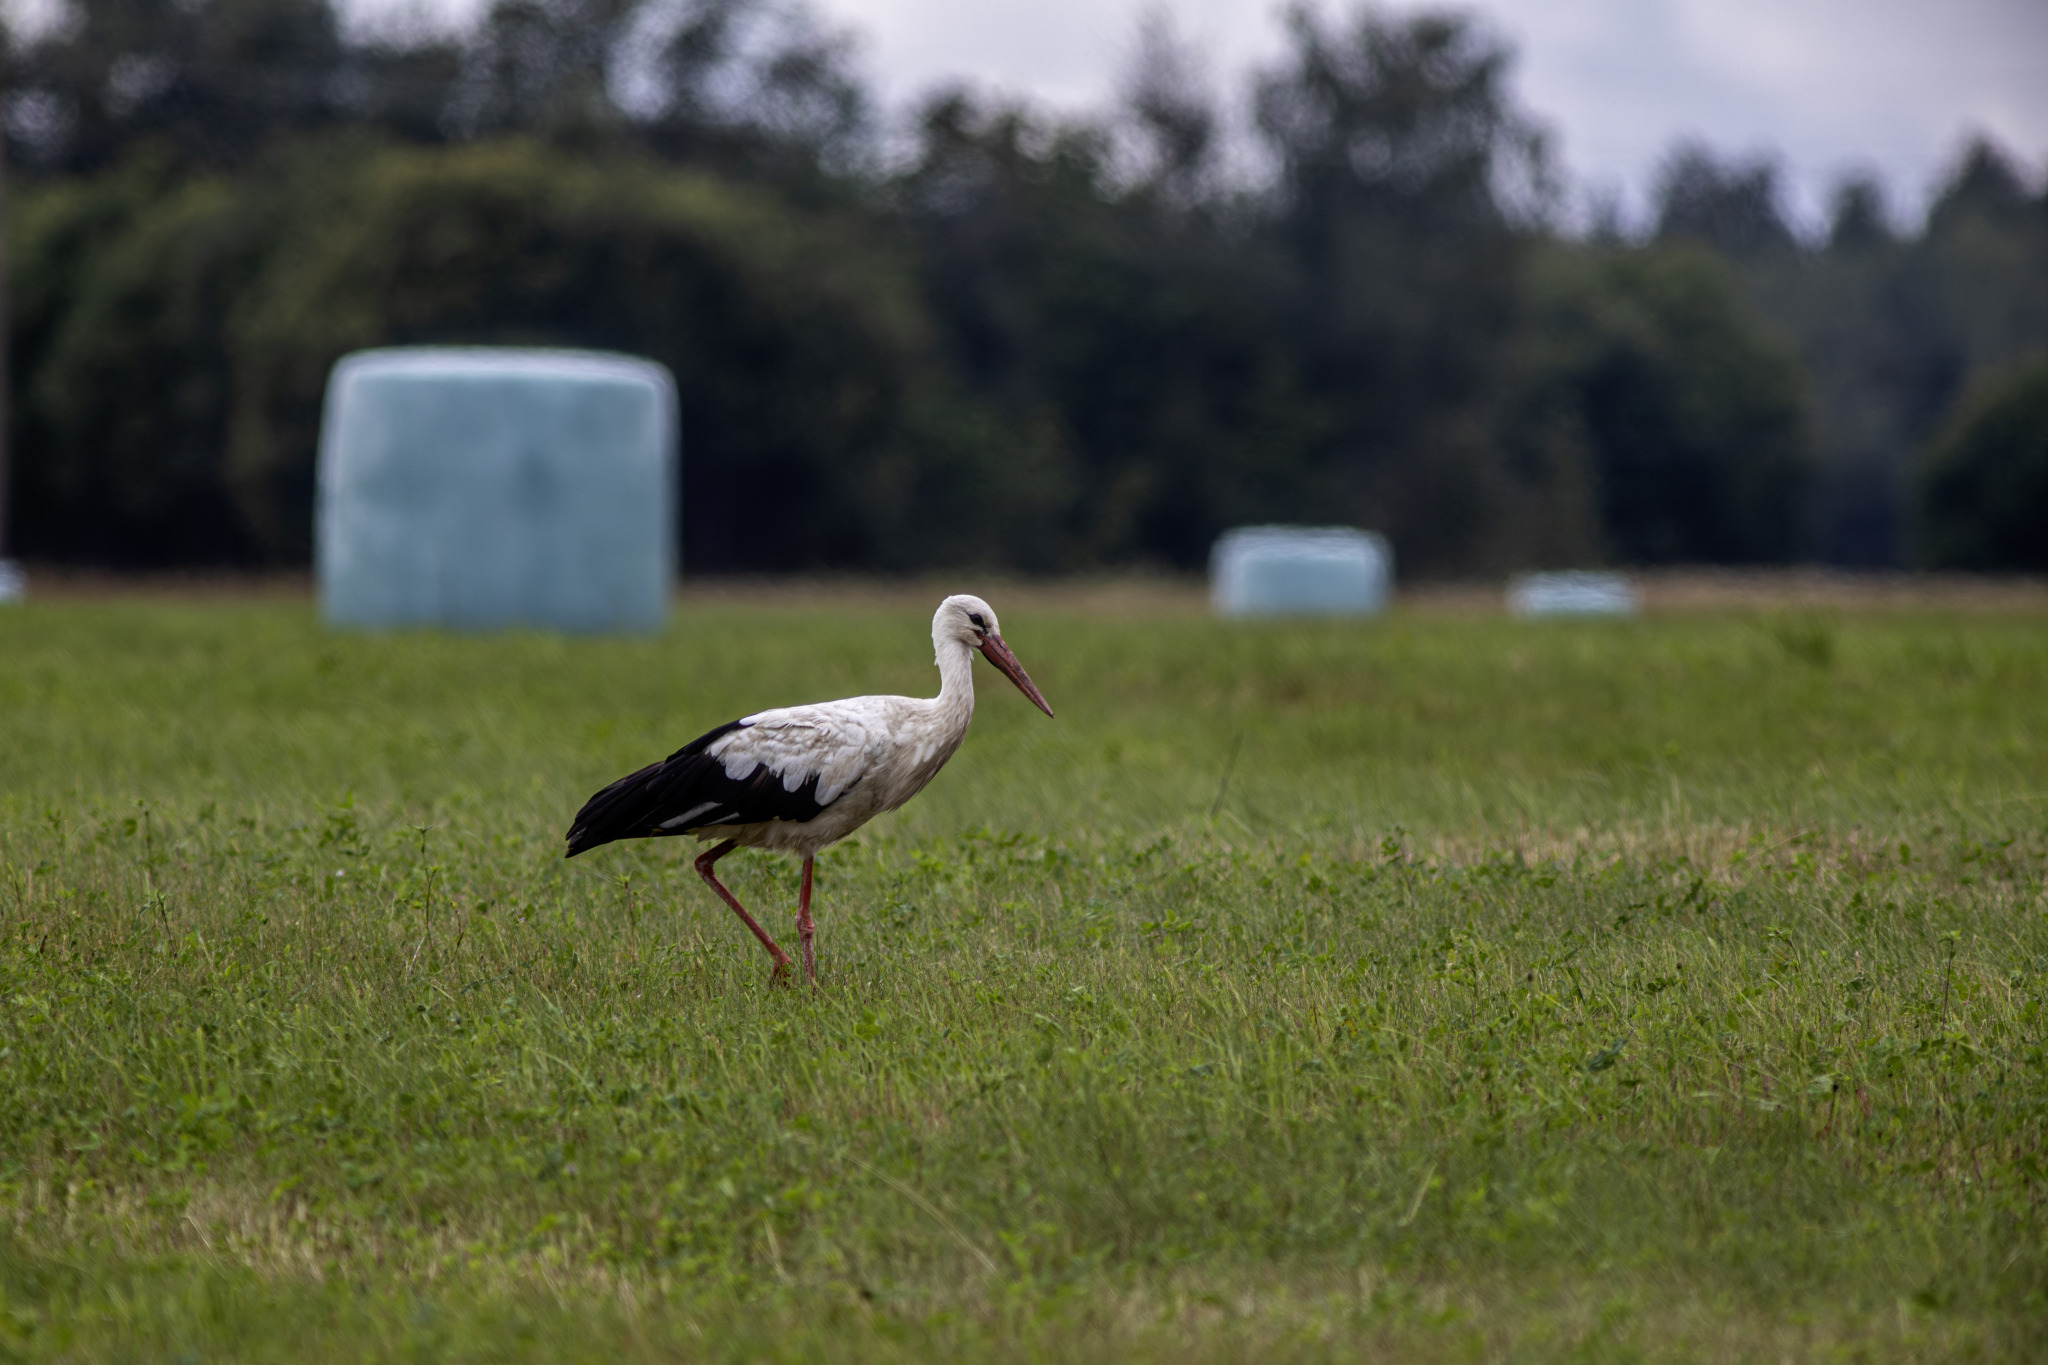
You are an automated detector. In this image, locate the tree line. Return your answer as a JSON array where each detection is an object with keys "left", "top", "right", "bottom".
[{"left": 5, "top": 0, "right": 2045, "bottom": 573}]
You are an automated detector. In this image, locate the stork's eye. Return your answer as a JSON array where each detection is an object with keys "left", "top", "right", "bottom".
[{"left": 968, "top": 612, "right": 986, "bottom": 630}]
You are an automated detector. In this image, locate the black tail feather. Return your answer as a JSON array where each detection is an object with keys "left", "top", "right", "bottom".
[{"left": 563, "top": 717, "right": 830, "bottom": 857}]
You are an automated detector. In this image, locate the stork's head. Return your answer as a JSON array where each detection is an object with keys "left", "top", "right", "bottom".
[{"left": 936, "top": 594, "right": 1055, "bottom": 718}]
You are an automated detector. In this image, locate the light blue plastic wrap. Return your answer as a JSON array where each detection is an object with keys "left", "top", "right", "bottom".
[
  {"left": 318, "top": 348, "right": 677, "bottom": 633},
  {"left": 1507, "top": 571, "right": 1638, "bottom": 617},
  {"left": 1210, "top": 526, "right": 1392, "bottom": 616}
]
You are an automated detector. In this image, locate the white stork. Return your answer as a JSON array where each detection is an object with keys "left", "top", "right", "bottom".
[{"left": 564, "top": 594, "right": 1054, "bottom": 984}]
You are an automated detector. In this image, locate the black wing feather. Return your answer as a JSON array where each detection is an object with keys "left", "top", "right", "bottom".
[{"left": 563, "top": 718, "right": 831, "bottom": 858}]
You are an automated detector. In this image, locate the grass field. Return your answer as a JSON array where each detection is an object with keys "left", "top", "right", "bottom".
[{"left": 2, "top": 587, "right": 2045, "bottom": 1361}]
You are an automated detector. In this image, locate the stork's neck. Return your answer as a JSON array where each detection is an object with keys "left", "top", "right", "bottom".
[{"left": 932, "top": 634, "right": 976, "bottom": 729}]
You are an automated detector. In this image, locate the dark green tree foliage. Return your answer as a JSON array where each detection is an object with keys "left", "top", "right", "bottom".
[
  {"left": 14, "top": 139, "right": 1046, "bottom": 569},
  {"left": 0, "top": 0, "right": 1926, "bottom": 573},
  {"left": 1509, "top": 247, "right": 1810, "bottom": 563},
  {"left": 6, "top": 0, "right": 371, "bottom": 173},
  {"left": 1252, "top": 5, "right": 1552, "bottom": 570},
  {"left": 1669, "top": 138, "right": 2048, "bottom": 566},
  {"left": 248, "top": 141, "right": 1054, "bottom": 571},
  {"left": 407, "top": 0, "right": 874, "bottom": 196},
  {"left": 1903, "top": 143, "right": 2048, "bottom": 413},
  {"left": 1121, "top": 12, "right": 1219, "bottom": 207},
  {"left": 893, "top": 92, "right": 1323, "bottom": 569},
  {"left": 1771, "top": 175, "right": 1921, "bottom": 565},
  {"left": 1917, "top": 354, "right": 2048, "bottom": 570},
  {"left": 1827, "top": 175, "right": 1893, "bottom": 253},
  {"left": 1653, "top": 143, "right": 1797, "bottom": 261},
  {"left": 8, "top": 156, "right": 278, "bottom": 562},
  {"left": 631, "top": 0, "right": 872, "bottom": 188},
  {"left": 443, "top": 0, "right": 641, "bottom": 143}
]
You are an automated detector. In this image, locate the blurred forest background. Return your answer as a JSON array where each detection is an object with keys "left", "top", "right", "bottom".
[{"left": 4, "top": 0, "right": 2046, "bottom": 575}]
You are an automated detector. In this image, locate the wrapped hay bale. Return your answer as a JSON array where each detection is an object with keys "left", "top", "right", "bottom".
[
  {"left": 318, "top": 348, "right": 677, "bottom": 632},
  {"left": 1507, "top": 571, "right": 1637, "bottom": 617},
  {"left": 1211, "top": 526, "right": 1391, "bottom": 617}
]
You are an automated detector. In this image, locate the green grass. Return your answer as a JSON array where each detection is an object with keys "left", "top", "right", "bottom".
[{"left": 1, "top": 593, "right": 2045, "bottom": 1361}]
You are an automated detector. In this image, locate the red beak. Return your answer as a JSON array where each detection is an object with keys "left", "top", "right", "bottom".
[{"left": 978, "top": 633, "right": 1055, "bottom": 718}]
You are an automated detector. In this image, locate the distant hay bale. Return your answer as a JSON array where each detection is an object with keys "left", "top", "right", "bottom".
[
  {"left": 1507, "top": 571, "right": 1637, "bottom": 617},
  {"left": 317, "top": 348, "right": 677, "bottom": 633},
  {"left": 1210, "top": 526, "right": 1391, "bottom": 617}
]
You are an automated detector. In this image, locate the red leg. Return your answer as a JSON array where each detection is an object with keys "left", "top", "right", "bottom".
[
  {"left": 694, "top": 839, "right": 792, "bottom": 984},
  {"left": 796, "top": 855, "right": 816, "bottom": 985}
]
